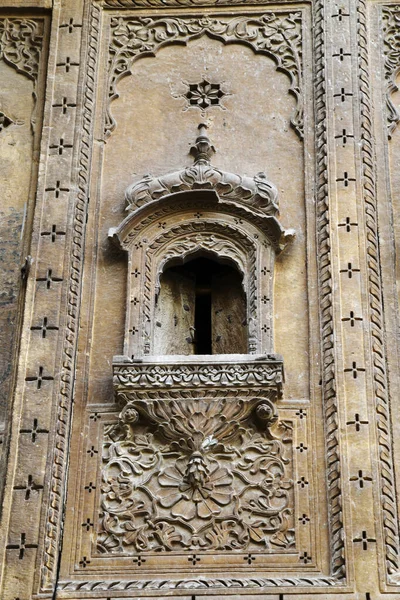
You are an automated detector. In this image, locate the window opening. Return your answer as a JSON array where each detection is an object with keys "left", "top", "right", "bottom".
[{"left": 154, "top": 256, "right": 247, "bottom": 355}]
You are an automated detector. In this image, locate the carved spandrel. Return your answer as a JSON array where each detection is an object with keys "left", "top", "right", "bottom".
[{"left": 107, "top": 13, "right": 303, "bottom": 138}]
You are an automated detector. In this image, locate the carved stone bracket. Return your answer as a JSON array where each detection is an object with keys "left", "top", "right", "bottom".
[
  {"left": 102, "top": 356, "right": 291, "bottom": 554},
  {"left": 382, "top": 6, "right": 400, "bottom": 138},
  {"left": 0, "top": 18, "right": 43, "bottom": 83},
  {"left": 107, "top": 12, "right": 303, "bottom": 138}
]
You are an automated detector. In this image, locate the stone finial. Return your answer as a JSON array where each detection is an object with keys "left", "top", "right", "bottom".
[{"left": 190, "top": 123, "right": 216, "bottom": 163}]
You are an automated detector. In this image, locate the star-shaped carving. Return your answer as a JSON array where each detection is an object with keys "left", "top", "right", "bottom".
[{"left": 180, "top": 79, "right": 230, "bottom": 113}]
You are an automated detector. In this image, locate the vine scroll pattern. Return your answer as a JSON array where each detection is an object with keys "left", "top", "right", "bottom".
[{"left": 107, "top": 12, "right": 303, "bottom": 138}]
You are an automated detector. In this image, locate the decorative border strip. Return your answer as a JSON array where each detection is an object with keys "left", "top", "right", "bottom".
[
  {"left": 314, "top": 0, "right": 345, "bottom": 581},
  {"left": 382, "top": 5, "right": 400, "bottom": 138},
  {"left": 58, "top": 575, "right": 342, "bottom": 592},
  {"left": 40, "top": 2, "right": 101, "bottom": 592},
  {"left": 358, "top": 0, "right": 400, "bottom": 581},
  {"left": 103, "top": 0, "right": 295, "bottom": 6}
]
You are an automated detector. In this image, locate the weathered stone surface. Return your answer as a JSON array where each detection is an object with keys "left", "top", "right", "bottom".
[{"left": 1, "top": 1, "right": 400, "bottom": 599}]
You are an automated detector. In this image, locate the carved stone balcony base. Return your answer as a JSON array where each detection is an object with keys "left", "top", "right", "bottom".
[{"left": 100, "top": 354, "right": 293, "bottom": 556}]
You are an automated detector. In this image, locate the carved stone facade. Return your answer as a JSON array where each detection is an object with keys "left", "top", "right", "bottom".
[{"left": 1, "top": 1, "right": 400, "bottom": 599}]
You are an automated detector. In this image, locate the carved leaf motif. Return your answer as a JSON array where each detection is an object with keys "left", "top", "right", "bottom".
[
  {"left": 107, "top": 13, "right": 303, "bottom": 138},
  {"left": 98, "top": 413, "right": 293, "bottom": 553},
  {"left": 0, "top": 18, "right": 43, "bottom": 82},
  {"left": 382, "top": 7, "right": 400, "bottom": 137}
]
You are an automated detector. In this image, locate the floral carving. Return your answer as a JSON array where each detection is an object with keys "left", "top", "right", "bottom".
[
  {"left": 107, "top": 13, "right": 303, "bottom": 138},
  {"left": 0, "top": 18, "right": 43, "bottom": 82},
  {"left": 98, "top": 397, "right": 293, "bottom": 553},
  {"left": 113, "top": 359, "right": 284, "bottom": 391},
  {"left": 158, "top": 456, "right": 233, "bottom": 520},
  {"left": 179, "top": 78, "right": 229, "bottom": 114},
  {"left": 382, "top": 6, "right": 400, "bottom": 138},
  {"left": 125, "top": 124, "right": 280, "bottom": 216}
]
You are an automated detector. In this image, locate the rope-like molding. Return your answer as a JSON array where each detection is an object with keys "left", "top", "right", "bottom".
[
  {"left": 358, "top": 0, "right": 400, "bottom": 579},
  {"left": 57, "top": 575, "right": 342, "bottom": 591},
  {"left": 103, "top": 0, "right": 294, "bottom": 6},
  {"left": 39, "top": 3, "right": 101, "bottom": 592},
  {"left": 314, "top": 0, "right": 345, "bottom": 580}
]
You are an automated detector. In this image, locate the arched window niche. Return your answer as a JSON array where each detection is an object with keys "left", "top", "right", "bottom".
[
  {"left": 154, "top": 252, "right": 248, "bottom": 356},
  {"left": 109, "top": 123, "right": 294, "bottom": 366}
]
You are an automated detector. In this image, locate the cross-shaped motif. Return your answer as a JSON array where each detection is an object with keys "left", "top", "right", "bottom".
[
  {"left": 188, "top": 554, "right": 200, "bottom": 565},
  {"left": 36, "top": 269, "right": 63, "bottom": 289},
  {"left": 59, "top": 17, "right": 82, "bottom": 33},
  {"left": 349, "top": 469, "right": 372, "bottom": 488},
  {"left": 31, "top": 316, "right": 59, "bottom": 338},
  {"left": 158, "top": 221, "right": 166, "bottom": 229},
  {"left": 299, "top": 551, "right": 312, "bottom": 564},
  {"left": 84, "top": 482, "right": 96, "bottom": 493},
  {"left": 297, "top": 476, "right": 309, "bottom": 488},
  {"left": 342, "top": 310, "right": 362, "bottom": 327},
  {"left": 25, "top": 367, "right": 54, "bottom": 390},
  {"left": 335, "top": 128, "right": 354, "bottom": 145},
  {"left": 52, "top": 96, "right": 77, "bottom": 115},
  {"left": 14, "top": 475, "right": 44, "bottom": 500},
  {"left": 87, "top": 445, "right": 98, "bottom": 457},
  {"left": 332, "top": 7, "right": 350, "bottom": 20},
  {"left": 20, "top": 418, "right": 49, "bottom": 442},
  {"left": 296, "top": 409, "right": 307, "bottom": 419},
  {"left": 79, "top": 556, "right": 91, "bottom": 567},
  {"left": 338, "top": 216, "right": 358, "bottom": 232},
  {"left": 332, "top": 47, "right": 351, "bottom": 61},
  {"left": 130, "top": 326, "right": 139, "bottom": 336},
  {"left": 41, "top": 224, "right": 66, "bottom": 242},
  {"left": 6, "top": 533, "right": 38, "bottom": 559},
  {"left": 353, "top": 530, "right": 376, "bottom": 550},
  {"left": 340, "top": 262, "right": 360, "bottom": 279},
  {"left": 131, "top": 297, "right": 139, "bottom": 306},
  {"left": 81, "top": 518, "right": 94, "bottom": 531},
  {"left": 261, "top": 324, "right": 270, "bottom": 333},
  {"left": 261, "top": 266, "right": 270, "bottom": 276},
  {"left": 133, "top": 555, "right": 147, "bottom": 566},
  {"left": 56, "top": 56, "right": 79, "bottom": 73},
  {"left": 346, "top": 413, "right": 368, "bottom": 431},
  {"left": 194, "top": 212, "right": 203, "bottom": 219},
  {"left": 131, "top": 268, "right": 140, "bottom": 278},
  {"left": 296, "top": 442, "right": 308, "bottom": 453},
  {"left": 336, "top": 171, "right": 356, "bottom": 187},
  {"left": 334, "top": 87, "right": 353, "bottom": 102},
  {"left": 45, "top": 180, "right": 70, "bottom": 199},
  {"left": 89, "top": 413, "right": 101, "bottom": 422},
  {"left": 49, "top": 138, "right": 73, "bottom": 156},
  {"left": 299, "top": 513, "right": 310, "bottom": 525},
  {"left": 261, "top": 295, "right": 270, "bottom": 304},
  {"left": 344, "top": 362, "right": 366, "bottom": 379},
  {"left": 244, "top": 553, "right": 256, "bottom": 564}
]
